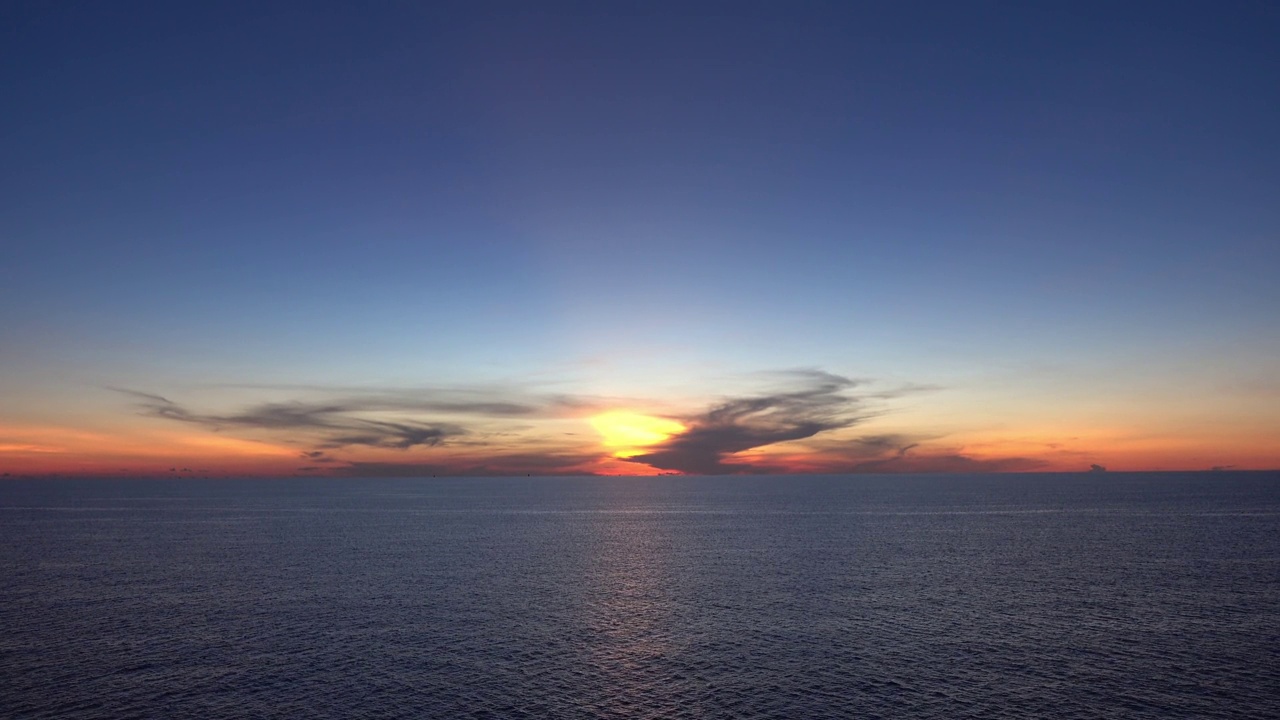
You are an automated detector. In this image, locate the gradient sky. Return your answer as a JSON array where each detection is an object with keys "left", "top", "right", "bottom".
[{"left": 3, "top": 1, "right": 1277, "bottom": 477}]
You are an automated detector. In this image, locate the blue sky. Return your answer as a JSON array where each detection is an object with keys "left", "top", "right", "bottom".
[{"left": 2, "top": 1, "right": 1277, "bottom": 475}]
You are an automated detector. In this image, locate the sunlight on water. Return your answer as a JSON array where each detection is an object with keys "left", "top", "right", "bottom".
[{"left": 1, "top": 473, "right": 1277, "bottom": 718}]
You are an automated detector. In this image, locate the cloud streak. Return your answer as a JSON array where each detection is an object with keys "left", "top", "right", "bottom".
[
  {"left": 334, "top": 451, "right": 601, "bottom": 477},
  {"left": 112, "top": 374, "right": 1050, "bottom": 476},
  {"left": 624, "top": 370, "right": 868, "bottom": 474},
  {"left": 847, "top": 450, "right": 1046, "bottom": 474},
  {"left": 801, "top": 433, "right": 1047, "bottom": 473},
  {"left": 117, "top": 389, "right": 467, "bottom": 451}
]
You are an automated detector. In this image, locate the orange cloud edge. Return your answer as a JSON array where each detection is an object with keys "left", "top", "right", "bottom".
[{"left": 2, "top": 423, "right": 1275, "bottom": 479}]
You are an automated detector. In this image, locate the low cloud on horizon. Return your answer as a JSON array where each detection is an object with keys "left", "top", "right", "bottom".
[
  {"left": 115, "top": 371, "right": 1058, "bottom": 476},
  {"left": 623, "top": 370, "right": 866, "bottom": 474}
]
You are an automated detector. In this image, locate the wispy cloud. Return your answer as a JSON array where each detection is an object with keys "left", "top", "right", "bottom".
[
  {"left": 808, "top": 433, "right": 1046, "bottom": 473},
  {"left": 113, "top": 386, "right": 586, "bottom": 420},
  {"left": 112, "top": 373, "right": 1047, "bottom": 476},
  {"left": 623, "top": 370, "right": 868, "bottom": 474},
  {"left": 116, "top": 389, "right": 467, "bottom": 451},
  {"left": 847, "top": 449, "right": 1046, "bottom": 473},
  {"left": 334, "top": 457, "right": 597, "bottom": 477}
]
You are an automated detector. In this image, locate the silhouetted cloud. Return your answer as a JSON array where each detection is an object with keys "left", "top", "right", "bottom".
[
  {"left": 795, "top": 433, "right": 1046, "bottom": 474},
  {"left": 113, "top": 373, "right": 1045, "bottom": 476},
  {"left": 850, "top": 434, "right": 919, "bottom": 456},
  {"left": 336, "top": 452, "right": 599, "bottom": 477},
  {"left": 849, "top": 452, "right": 1046, "bottom": 473},
  {"left": 113, "top": 385, "right": 582, "bottom": 419},
  {"left": 117, "top": 389, "right": 465, "bottom": 451},
  {"left": 319, "top": 421, "right": 457, "bottom": 450},
  {"left": 624, "top": 370, "right": 867, "bottom": 474},
  {"left": 112, "top": 389, "right": 201, "bottom": 423},
  {"left": 832, "top": 436, "right": 1045, "bottom": 473}
]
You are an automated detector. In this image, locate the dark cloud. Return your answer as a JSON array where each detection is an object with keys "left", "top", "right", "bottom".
[
  {"left": 835, "top": 437, "right": 1046, "bottom": 474},
  {"left": 196, "top": 383, "right": 599, "bottom": 417},
  {"left": 336, "top": 452, "right": 600, "bottom": 477},
  {"left": 319, "top": 420, "right": 455, "bottom": 450},
  {"left": 118, "top": 390, "right": 465, "bottom": 451},
  {"left": 114, "top": 385, "right": 571, "bottom": 419},
  {"left": 850, "top": 434, "right": 919, "bottom": 456},
  {"left": 114, "top": 385, "right": 624, "bottom": 474},
  {"left": 849, "top": 452, "right": 1046, "bottom": 474},
  {"left": 721, "top": 430, "right": 1048, "bottom": 474},
  {"left": 111, "top": 389, "right": 202, "bottom": 423},
  {"left": 625, "top": 370, "right": 867, "bottom": 474},
  {"left": 114, "top": 373, "right": 1047, "bottom": 477}
]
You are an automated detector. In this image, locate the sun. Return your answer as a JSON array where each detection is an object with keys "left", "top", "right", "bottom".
[{"left": 590, "top": 411, "right": 685, "bottom": 458}]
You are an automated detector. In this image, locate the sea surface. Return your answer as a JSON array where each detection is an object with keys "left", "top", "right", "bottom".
[{"left": 2, "top": 473, "right": 1277, "bottom": 719}]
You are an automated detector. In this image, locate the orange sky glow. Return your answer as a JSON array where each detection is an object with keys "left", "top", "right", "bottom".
[{"left": 3, "top": 394, "right": 1275, "bottom": 478}]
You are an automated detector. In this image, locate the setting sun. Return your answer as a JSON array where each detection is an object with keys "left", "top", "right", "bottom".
[{"left": 589, "top": 411, "right": 685, "bottom": 458}]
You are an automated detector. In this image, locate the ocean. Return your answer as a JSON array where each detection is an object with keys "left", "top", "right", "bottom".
[{"left": 2, "top": 473, "right": 1277, "bottom": 718}]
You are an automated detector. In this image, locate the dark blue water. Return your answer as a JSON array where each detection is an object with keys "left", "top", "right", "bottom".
[{"left": 2, "top": 473, "right": 1277, "bottom": 718}]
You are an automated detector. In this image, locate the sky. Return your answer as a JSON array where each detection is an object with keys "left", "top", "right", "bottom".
[{"left": 2, "top": 1, "right": 1277, "bottom": 477}]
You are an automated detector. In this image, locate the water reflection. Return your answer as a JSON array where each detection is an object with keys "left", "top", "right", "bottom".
[{"left": 577, "top": 479, "right": 682, "bottom": 707}]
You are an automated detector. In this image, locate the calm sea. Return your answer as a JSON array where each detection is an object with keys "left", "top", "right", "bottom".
[{"left": 2, "top": 473, "right": 1277, "bottom": 718}]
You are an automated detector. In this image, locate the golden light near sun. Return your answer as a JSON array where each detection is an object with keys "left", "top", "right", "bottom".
[{"left": 589, "top": 411, "right": 685, "bottom": 458}]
